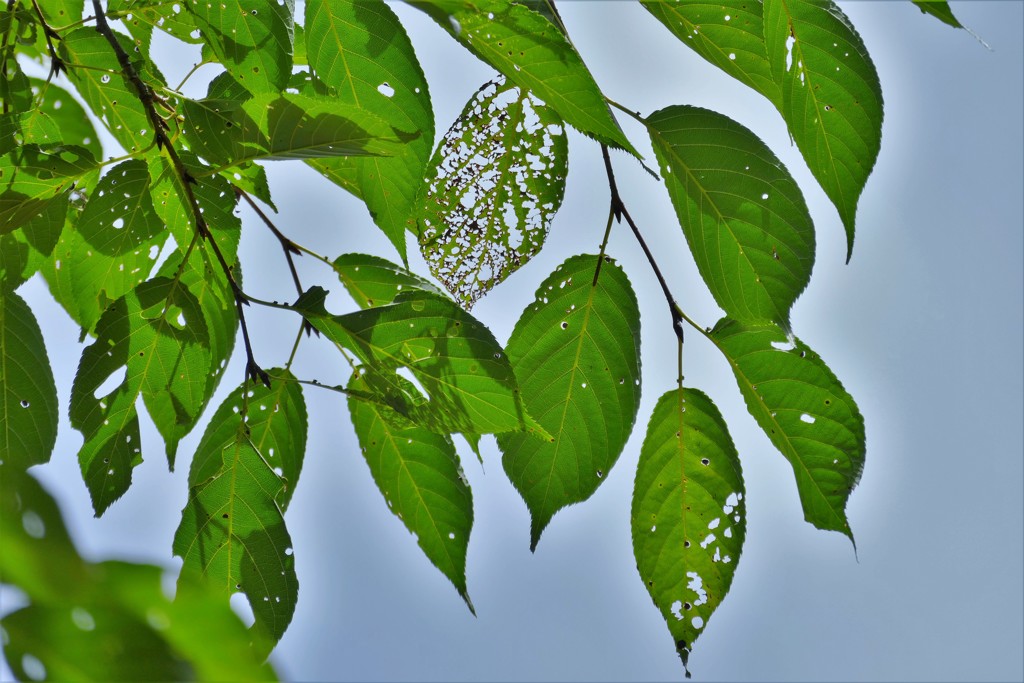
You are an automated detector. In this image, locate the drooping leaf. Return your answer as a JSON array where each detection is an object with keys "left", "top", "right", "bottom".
[
  {"left": 332, "top": 252, "right": 444, "bottom": 309},
  {"left": 70, "top": 277, "right": 212, "bottom": 513},
  {"left": 632, "top": 388, "right": 746, "bottom": 676},
  {"left": 416, "top": 76, "right": 568, "bottom": 308},
  {"left": 408, "top": 0, "right": 636, "bottom": 154},
  {"left": 348, "top": 373, "right": 474, "bottom": 610},
  {"left": 647, "top": 105, "right": 814, "bottom": 329},
  {"left": 763, "top": 0, "right": 883, "bottom": 260},
  {"left": 642, "top": 0, "right": 780, "bottom": 105},
  {"left": 0, "top": 290, "right": 58, "bottom": 470},
  {"left": 184, "top": 0, "right": 295, "bottom": 93},
  {"left": 187, "top": 369, "right": 307, "bottom": 511},
  {"left": 711, "top": 317, "right": 864, "bottom": 539},
  {"left": 295, "top": 286, "right": 540, "bottom": 437},
  {"left": 0, "top": 144, "right": 97, "bottom": 235},
  {"left": 497, "top": 254, "right": 641, "bottom": 549},
  {"left": 0, "top": 195, "right": 65, "bottom": 293},
  {"left": 24, "top": 78, "right": 104, "bottom": 159},
  {"left": 0, "top": 51, "right": 33, "bottom": 115},
  {"left": 911, "top": 0, "right": 963, "bottom": 29},
  {"left": 221, "top": 161, "right": 276, "bottom": 211},
  {"left": 305, "top": 0, "right": 434, "bottom": 261},
  {"left": 173, "top": 435, "right": 298, "bottom": 648}
]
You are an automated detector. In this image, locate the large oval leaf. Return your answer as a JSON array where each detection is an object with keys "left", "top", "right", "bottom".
[
  {"left": 348, "top": 373, "right": 474, "bottom": 610},
  {"left": 763, "top": 0, "right": 883, "bottom": 260},
  {"left": 632, "top": 388, "right": 746, "bottom": 677},
  {"left": 497, "top": 254, "right": 641, "bottom": 550},
  {"left": 647, "top": 105, "right": 814, "bottom": 329},
  {"left": 711, "top": 317, "right": 864, "bottom": 539},
  {"left": 416, "top": 76, "right": 568, "bottom": 308}
]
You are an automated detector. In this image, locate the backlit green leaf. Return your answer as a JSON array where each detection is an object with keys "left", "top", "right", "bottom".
[
  {"left": 0, "top": 290, "right": 58, "bottom": 470},
  {"left": 348, "top": 373, "right": 474, "bottom": 610},
  {"left": 711, "top": 317, "right": 864, "bottom": 539},
  {"left": 647, "top": 105, "right": 814, "bottom": 328},
  {"left": 173, "top": 435, "right": 298, "bottom": 648},
  {"left": 416, "top": 76, "right": 567, "bottom": 308},
  {"left": 497, "top": 254, "right": 641, "bottom": 549},
  {"left": 911, "top": 0, "right": 963, "bottom": 29},
  {"left": 763, "top": 0, "right": 883, "bottom": 260},
  {"left": 25, "top": 78, "right": 103, "bottom": 159},
  {"left": 184, "top": 0, "right": 295, "bottom": 93},
  {"left": 332, "top": 252, "right": 444, "bottom": 309},
  {"left": 408, "top": 0, "right": 636, "bottom": 154},
  {"left": 632, "top": 388, "right": 746, "bottom": 676},
  {"left": 108, "top": 0, "right": 203, "bottom": 51},
  {"left": 36, "top": 0, "right": 82, "bottom": 26},
  {"left": 0, "top": 196, "right": 65, "bottom": 292},
  {"left": 0, "top": 144, "right": 97, "bottom": 235},
  {"left": 305, "top": 0, "right": 434, "bottom": 261}
]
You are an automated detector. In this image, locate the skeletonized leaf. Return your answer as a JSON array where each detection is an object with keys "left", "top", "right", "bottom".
[
  {"left": 497, "top": 254, "right": 641, "bottom": 549},
  {"left": 711, "top": 317, "right": 864, "bottom": 539},
  {"left": 348, "top": 373, "right": 474, "bottom": 610},
  {"left": 763, "top": 0, "right": 883, "bottom": 260},
  {"left": 647, "top": 105, "right": 814, "bottom": 329},
  {"left": 911, "top": 0, "right": 963, "bottom": 29},
  {"left": 416, "top": 76, "right": 567, "bottom": 308},
  {"left": 187, "top": 369, "right": 307, "bottom": 512},
  {"left": 0, "top": 144, "right": 97, "bottom": 235},
  {"left": 332, "top": 253, "right": 444, "bottom": 309},
  {"left": 642, "top": 0, "right": 780, "bottom": 105},
  {"left": 632, "top": 388, "right": 746, "bottom": 676},
  {"left": 184, "top": 0, "right": 295, "bottom": 93},
  {"left": 173, "top": 436, "right": 297, "bottom": 648},
  {"left": 409, "top": 0, "right": 635, "bottom": 154},
  {"left": 0, "top": 290, "right": 58, "bottom": 470},
  {"left": 305, "top": 0, "right": 434, "bottom": 261}
]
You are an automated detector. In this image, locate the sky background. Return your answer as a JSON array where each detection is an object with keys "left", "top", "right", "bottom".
[{"left": 4, "top": 1, "right": 1023, "bottom": 681}]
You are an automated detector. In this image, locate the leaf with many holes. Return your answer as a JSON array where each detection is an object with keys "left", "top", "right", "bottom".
[
  {"left": 70, "top": 278, "right": 211, "bottom": 514},
  {"left": 187, "top": 369, "right": 307, "bottom": 511},
  {"left": 415, "top": 76, "right": 567, "bottom": 309},
  {"left": 632, "top": 388, "right": 746, "bottom": 677},
  {"left": 24, "top": 78, "right": 103, "bottom": 160},
  {"left": 294, "top": 286, "right": 541, "bottom": 437},
  {"left": 108, "top": 0, "right": 203, "bottom": 53},
  {"left": 173, "top": 435, "right": 297, "bottom": 649},
  {"left": 642, "top": 0, "right": 780, "bottom": 106},
  {"left": 184, "top": 0, "right": 295, "bottom": 93},
  {"left": 497, "top": 255, "right": 641, "bottom": 549},
  {"left": 763, "top": 0, "right": 883, "bottom": 261},
  {"left": 711, "top": 317, "right": 864, "bottom": 539},
  {"left": 0, "top": 290, "right": 58, "bottom": 470},
  {"left": 408, "top": 0, "right": 636, "bottom": 155},
  {"left": 305, "top": 0, "right": 434, "bottom": 261},
  {"left": 0, "top": 144, "right": 97, "bottom": 235},
  {"left": 647, "top": 106, "right": 814, "bottom": 329},
  {"left": 348, "top": 373, "right": 474, "bottom": 610},
  {"left": 1, "top": 196, "right": 65, "bottom": 293},
  {"left": 332, "top": 253, "right": 444, "bottom": 309},
  {"left": 911, "top": 0, "right": 963, "bottom": 29}
]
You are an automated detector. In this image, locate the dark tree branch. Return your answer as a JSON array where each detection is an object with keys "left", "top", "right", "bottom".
[{"left": 30, "top": 0, "right": 65, "bottom": 79}]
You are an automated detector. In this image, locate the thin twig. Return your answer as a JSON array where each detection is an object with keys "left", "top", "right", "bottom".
[{"left": 30, "top": 0, "right": 65, "bottom": 79}]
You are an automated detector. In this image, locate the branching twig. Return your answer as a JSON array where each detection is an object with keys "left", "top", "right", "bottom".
[{"left": 30, "top": 0, "right": 66, "bottom": 79}]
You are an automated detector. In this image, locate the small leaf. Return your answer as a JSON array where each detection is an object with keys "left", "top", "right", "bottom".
[
  {"left": 184, "top": 0, "right": 295, "bottom": 93},
  {"left": 409, "top": 0, "right": 636, "bottom": 154},
  {"left": 497, "top": 254, "right": 641, "bottom": 549},
  {"left": 711, "top": 317, "right": 864, "bottom": 539},
  {"left": 647, "top": 105, "right": 814, "bottom": 329},
  {"left": 332, "top": 253, "right": 444, "bottom": 309},
  {"left": 25, "top": 78, "right": 104, "bottom": 160},
  {"left": 632, "top": 388, "right": 746, "bottom": 676},
  {"left": 416, "top": 76, "right": 568, "bottom": 308},
  {"left": 173, "top": 436, "right": 298, "bottom": 648},
  {"left": 221, "top": 161, "right": 275, "bottom": 211},
  {"left": 911, "top": 0, "right": 963, "bottom": 29},
  {"left": 763, "top": 0, "right": 883, "bottom": 260},
  {"left": 0, "top": 290, "right": 59, "bottom": 470},
  {"left": 348, "top": 373, "right": 474, "bottom": 610}
]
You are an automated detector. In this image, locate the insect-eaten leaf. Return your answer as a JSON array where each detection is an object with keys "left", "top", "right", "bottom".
[{"left": 416, "top": 76, "right": 567, "bottom": 309}]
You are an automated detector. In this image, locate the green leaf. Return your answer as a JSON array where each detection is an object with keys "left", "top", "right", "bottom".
[
  {"left": 188, "top": 369, "right": 307, "bottom": 511},
  {"left": 632, "top": 388, "right": 746, "bottom": 676},
  {"left": 25, "top": 78, "right": 104, "bottom": 160},
  {"left": 0, "top": 196, "right": 65, "bottom": 292},
  {"left": 305, "top": 0, "right": 434, "bottom": 261},
  {"left": 35, "top": 0, "right": 83, "bottom": 26},
  {"left": 911, "top": 0, "right": 963, "bottom": 29},
  {"left": 497, "top": 254, "right": 641, "bottom": 549},
  {"left": 295, "top": 287, "right": 540, "bottom": 437},
  {"left": 173, "top": 435, "right": 298, "bottom": 647},
  {"left": 0, "top": 144, "right": 97, "bottom": 235},
  {"left": 184, "top": 0, "right": 295, "bottom": 93},
  {"left": 0, "top": 290, "right": 58, "bottom": 470},
  {"left": 221, "top": 161, "right": 276, "bottom": 211},
  {"left": 108, "top": 0, "right": 203, "bottom": 51},
  {"left": 408, "top": 0, "right": 636, "bottom": 154},
  {"left": 415, "top": 76, "right": 568, "bottom": 308},
  {"left": 647, "top": 105, "right": 814, "bottom": 329},
  {"left": 711, "top": 317, "right": 864, "bottom": 539},
  {"left": 763, "top": 0, "right": 883, "bottom": 261},
  {"left": 642, "top": 0, "right": 780, "bottom": 106},
  {"left": 332, "top": 252, "right": 444, "bottom": 309},
  {"left": 70, "top": 278, "right": 212, "bottom": 514},
  {"left": 348, "top": 373, "right": 474, "bottom": 610}
]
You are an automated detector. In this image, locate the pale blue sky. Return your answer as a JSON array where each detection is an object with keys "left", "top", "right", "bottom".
[{"left": 6, "top": 1, "right": 1023, "bottom": 681}]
